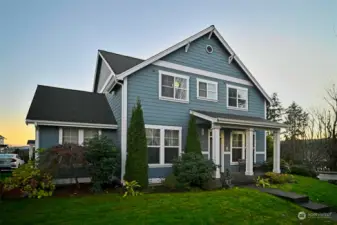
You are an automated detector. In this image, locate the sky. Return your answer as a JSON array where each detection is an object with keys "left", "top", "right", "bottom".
[{"left": 0, "top": 0, "right": 336, "bottom": 145}]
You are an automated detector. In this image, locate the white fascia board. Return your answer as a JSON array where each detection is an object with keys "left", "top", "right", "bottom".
[
  {"left": 213, "top": 29, "right": 272, "bottom": 104},
  {"left": 25, "top": 120, "right": 118, "bottom": 129},
  {"left": 189, "top": 110, "right": 217, "bottom": 123},
  {"left": 217, "top": 118, "right": 288, "bottom": 129},
  {"left": 116, "top": 26, "right": 215, "bottom": 81},
  {"left": 98, "top": 51, "right": 116, "bottom": 93}
]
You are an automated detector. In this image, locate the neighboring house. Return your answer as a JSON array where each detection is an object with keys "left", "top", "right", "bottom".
[{"left": 26, "top": 25, "right": 287, "bottom": 183}]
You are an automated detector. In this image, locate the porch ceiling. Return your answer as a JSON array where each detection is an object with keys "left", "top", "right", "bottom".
[{"left": 190, "top": 110, "right": 288, "bottom": 130}]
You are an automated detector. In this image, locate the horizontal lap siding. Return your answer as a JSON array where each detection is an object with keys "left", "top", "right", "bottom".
[
  {"left": 39, "top": 126, "right": 59, "bottom": 149},
  {"left": 105, "top": 90, "right": 121, "bottom": 149},
  {"left": 127, "top": 34, "right": 266, "bottom": 178},
  {"left": 162, "top": 35, "right": 249, "bottom": 80}
]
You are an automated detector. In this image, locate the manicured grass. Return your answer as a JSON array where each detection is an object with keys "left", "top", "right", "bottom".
[
  {"left": 0, "top": 188, "right": 334, "bottom": 225},
  {"left": 276, "top": 175, "right": 337, "bottom": 209}
]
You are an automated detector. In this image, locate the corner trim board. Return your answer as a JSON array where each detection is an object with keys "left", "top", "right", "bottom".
[{"left": 121, "top": 77, "right": 128, "bottom": 182}]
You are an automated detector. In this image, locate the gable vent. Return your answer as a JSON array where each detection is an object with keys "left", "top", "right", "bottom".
[{"left": 206, "top": 45, "right": 213, "bottom": 54}]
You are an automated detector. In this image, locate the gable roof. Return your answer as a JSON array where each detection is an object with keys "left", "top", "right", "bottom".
[
  {"left": 26, "top": 85, "right": 117, "bottom": 127},
  {"left": 99, "top": 50, "right": 144, "bottom": 74},
  {"left": 99, "top": 25, "right": 271, "bottom": 103}
]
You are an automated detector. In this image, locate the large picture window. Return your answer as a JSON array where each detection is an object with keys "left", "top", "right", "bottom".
[
  {"left": 227, "top": 84, "right": 248, "bottom": 110},
  {"left": 145, "top": 125, "right": 182, "bottom": 166},
  {"left": 159, "top": 71, "right": 189, "bottom": 102},
  {"left": 197, "top": 78, "right": 218, "bottom": 101}
]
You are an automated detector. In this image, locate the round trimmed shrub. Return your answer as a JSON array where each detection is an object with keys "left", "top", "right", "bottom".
[{"left": 172, "top": 152, "right": 216, "bottom": 188}]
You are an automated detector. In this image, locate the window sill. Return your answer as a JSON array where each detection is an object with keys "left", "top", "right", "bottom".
[
  {"left": 159, "top": 96, "right": 189, "bottom": 104},
  {"left": 197, "top": 97, "right": 218, "bottom": 102},
  {"left": 227, "top": 106, "right": 248, "bottom": 111},
  {"left": 149, "top": 164, "right": 173, "bottom": 168}
]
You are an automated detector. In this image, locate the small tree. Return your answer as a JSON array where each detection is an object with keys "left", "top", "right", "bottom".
[
  {"left": 85, "top": 135, "right": 120, "bottom": 192},
  {"left": 124, "top": 98, "right": 148, "bottom": 188},
  {"left": 39, "top": 144, "right": 86, "bottom": 189},
  {"left": 185, "top": 115, "right": 202, "bottom": 154}
]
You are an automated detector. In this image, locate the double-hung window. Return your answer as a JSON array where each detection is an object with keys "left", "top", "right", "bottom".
[
  {"left": 159, "top": 71, "right": 189, "bottom": 102},
  {"left": 145, "top": 125, "right": 182, "bottom": 166},
  {"left": 197, "top": 78, "right": 218, "bottom": 101},
  {"left": 62, "top": 128, "right": 79, "bottom": 144},
  {"left": 227, "top": 84, "right": 248, "bottom": 110}
]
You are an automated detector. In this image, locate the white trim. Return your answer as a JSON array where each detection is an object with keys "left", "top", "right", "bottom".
[
  {"left": 245, "top": 128, "right": 254, "bottom": 176},
  {"left": 79, "top": 129, "right": 84, "bottom": 145},
  {"left": 206, "top": 45, "right": 213, "bottom": 54},
  {"left": 196, "top": 78, "right": 218, "bottom": 102},
  {"left": 189, "top": 110, "right": 217, "bottom": 123},
  {"left": 273, "top": 130, "right": 281, "bottom": 173},
  {"left": 35, "top": 125, "right": 39, "bottom": 160},
  {"left": 109, "top": 26, "right": 271, "bottom": 103},
  {"left": 212, "top": 28, "right": 271, "bottom": 103},
  {"left": 98, "top": 130, "right": 102, "bottom": 136},
  {"left": 153, "top": 60, "right": 253, "bottom": 87},
  {"left": 26, "top": 120, "right": 117, "bottom": 129},
  {"left": 230, "top": 131, "right": 245, "bottom": 165},
  {"left": 253, "top": 131, "right": 257, "bottom": 163},
  {"left": 256, "top": 152, "right": 265, "bottom": 154},
  {"left": 212, "top": 125, "right": 220, "bottom": 178},
  {"left": 158, "top": 70, "right": 190, "bottom": 103},
  {"left": 145, "top": 124, "right": 182, "bottom": 167},
  {"left": 121, "top": 78, "right": 128, "bottom": 181},
  {"left": 98, "top": 51, "right": 116, "bottom": 93},
  {"left": 220, "top": 129, "right": 225, "bottom": 173},
  {"left": 205, "top": 129, "right": 212, "bottom": 160},
  {"left": 185, "top": 42, "right": 190, "bottom": 52},
  {"left": 58, "top": 128, "right": 63, "bottom": 144},
  {"left": 226, "top": 84, "right": 248, "bottom": 111},
  {"left": 116, "top": 26, "right": 215, "bottom": 81}
]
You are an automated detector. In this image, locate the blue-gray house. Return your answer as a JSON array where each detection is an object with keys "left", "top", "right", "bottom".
[{"left": 26, "top": 25, "right": 287, "bottom": 183}]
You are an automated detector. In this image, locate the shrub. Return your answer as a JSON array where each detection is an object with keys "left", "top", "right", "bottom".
[
  {"left": 185, "top": 115, "right": 202, "bottom": 154},
  {"left": 255, "top": 176, "right": 270, "bottom": 188},
  {"left": 39, "top": 144, "right": 87, "bottom": 188},
  {"left": 163, "top": 173, "right": 188, "bottom": 190},
  {"left": 4, "top": 161, "right": 55, "bottom": 199},
  {"left": 289, "top": 165, "right": 317, "bottom": 178},
  {"left": 173, "top": 152, "right": 216, "bottom": 188},
  {"left": 261, "top": 158, "right": 291, "bottom": 173},
  {"left": 264, "top": 172, "right": 294, "bottom": 184},
  {"left": 123, "top": 180, "right": 141, "bottom": 198},
  {"left": 85, "top": 135, "right": 120, "bottom": 193},
  {"left": 124, "top": 98, "right": 148, "bottom": 188}
]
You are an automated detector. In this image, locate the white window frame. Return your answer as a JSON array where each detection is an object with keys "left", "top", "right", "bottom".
[
  {"left": 230, "top": 131, "right": 246, "bottom": 165},
  {"left": 145, "top": 124, "right": 182, "bottom": 167},
  {"left": 158, "top": 70, "right": 189, "bottom": 103},
  {"left": 226, "top": 84, "right": 248, "bottom": 111},
  {"left": 59, "top": 128, "right": 101, "bottom": 145},
  {"left": 205, "top": 129, "right": 212, "bottom": 159},
  {"left": 197, "top": 78, "right": 218, "bottom": 102}
]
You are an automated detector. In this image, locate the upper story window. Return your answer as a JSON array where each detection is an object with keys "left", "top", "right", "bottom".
[
  {"left": 197, "top": 78, "right": 218, "bottom": 101},
  {"left": 227, "top": 84, "right": 248, "bottom": 110},
  {"left": 159, "top": 70, "right": 189, "bottom": 103}
]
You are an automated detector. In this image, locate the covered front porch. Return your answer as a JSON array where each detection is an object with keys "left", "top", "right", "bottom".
[{"left": 190, "top": 110, "right": 288, "bottom": 178}]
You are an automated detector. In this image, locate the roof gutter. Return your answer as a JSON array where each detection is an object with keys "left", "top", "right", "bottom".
[{"left": 25, "top": 119, "right": 118, "bottom": 129}]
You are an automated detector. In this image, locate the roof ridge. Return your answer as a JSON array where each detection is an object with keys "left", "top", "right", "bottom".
[
  {"left": 37, "top": 85, "right": 104, "bottom": 95},
  {"left": 98, "top": 50, "right": 144, "bottom": 61}
]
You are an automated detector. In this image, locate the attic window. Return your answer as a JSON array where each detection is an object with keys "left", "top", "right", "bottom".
[{"left": 206, "top": 45, "right": 213, "bottom": 54}]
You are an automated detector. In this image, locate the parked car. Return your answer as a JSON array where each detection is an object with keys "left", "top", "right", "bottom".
[{"left": 0, "top": 154, "right": 25, "bottom": 171}]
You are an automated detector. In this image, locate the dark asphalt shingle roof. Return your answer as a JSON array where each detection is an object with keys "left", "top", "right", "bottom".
[
  {"left": 192, "top": 110, "right": 270, "bottom": 123},
  {"left": 98, "top": 50, "right": 144, "bottom": 74},
  {"left": 26, "top": 85, "right": 117, "bottom": 125}
]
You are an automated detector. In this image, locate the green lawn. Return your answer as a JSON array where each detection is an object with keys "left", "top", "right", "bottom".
[
  {"left": 276, "top": 175, "right": 337, "bottom": 209},
  {"left": 0, "top": 188, "right": 335, "bottom": 225}
]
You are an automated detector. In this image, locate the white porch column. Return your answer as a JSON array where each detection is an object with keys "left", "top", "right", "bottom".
[
  {"left": 273, "top": 129, "right": 281, "bottom": 173},
  {"left": 212, "top": 124, "right": 221, "bottom": 178},
  {"left": 245, "top": 128, "right": 254, "bottom": 176}
]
